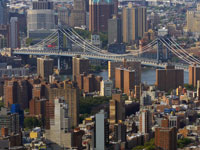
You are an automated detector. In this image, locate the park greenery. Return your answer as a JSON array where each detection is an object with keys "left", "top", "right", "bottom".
[
  {"left": 80, "top": 96, "right": 110, "bottom": 114},
  {"left": 26, "top": 38, "right": 33, "bottom": 46},
  {"left": 79, "top": 96, "right": 111, "bottom": 122},
  {"left": 177, "top": 138, "right": 193, "bottom": 148},
  {"left": 131, "top": 138, "right": 193, "bottom": 150},
  {"left": 184, "top": 84, "right": 196, "bottom": 91},
  {"left": 0, "top": 101, "right": 4, "bottom": 108},
  {"left": 24, "top": 117, "right": 42, "bottom": 129},
  {"left": 132, "top": 139, "right": 155, "bottom": 150}
]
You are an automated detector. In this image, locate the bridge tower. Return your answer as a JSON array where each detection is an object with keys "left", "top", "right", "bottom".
[
  {"left": 58, "top": 29, "right": 64, "bottom": 51},
  {"left": 157, "top": 28, "right": 172, "bottom": 62},
  {"left": 57, "top": 28, "right": 72, "bottom": 72},
  {"left": 157, "top": 39, "right": 164, "bottom": 62}
]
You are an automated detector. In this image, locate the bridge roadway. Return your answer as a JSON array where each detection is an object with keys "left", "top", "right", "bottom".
[{"left": 8, "top": 49, "right": 189, "bottom": 71}]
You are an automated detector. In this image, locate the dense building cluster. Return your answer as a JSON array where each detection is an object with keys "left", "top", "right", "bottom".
[{"left": 1, "top": 0, "right": 200, "bottom": 150}]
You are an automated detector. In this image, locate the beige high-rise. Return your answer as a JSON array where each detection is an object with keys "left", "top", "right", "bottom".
[
  {"left": 37, "top": 57, "right": 54, "bottom": 80},
  {"left": 187, "top": 4, "right": 200, "bottom": 33},
  {"left": 72, "top": 55, "right": 89, "bottom": 80},
  {"left": 122, "top": 3, "right": 147, "bottom": 43},
  {"left": 109, "top": 94, "right": 125, "bottom": 126}
]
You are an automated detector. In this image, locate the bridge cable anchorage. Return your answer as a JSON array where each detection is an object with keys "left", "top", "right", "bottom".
[
  {"left": 29, "top": 31, "right": 58, "bottom": 48},
  {"left": 168, "top": 38, "right": 200, "bottom": 64},
  {"left": 159, "top": 38, "right": 193, "bottom": 64},
  {"left": 69, "top": 28, "right": 158, "bottom": 56},
  {"left": 162, "top": 38, "right": 200, "bottom": 65},
  {"left": 61, "top": 28, "right": 158, "bottom": 57}
]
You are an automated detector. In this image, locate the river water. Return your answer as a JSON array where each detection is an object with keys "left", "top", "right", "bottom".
[
  {"left": 61, "top": 67, "right": 189, "bottom": 85},
  {"left": 95, "top": 67, "right": 189, "bottom": 85}
]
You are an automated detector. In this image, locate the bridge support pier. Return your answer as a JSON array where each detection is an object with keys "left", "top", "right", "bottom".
[{"left": 58, "top": 57, "right": 61, "bottom": 71}]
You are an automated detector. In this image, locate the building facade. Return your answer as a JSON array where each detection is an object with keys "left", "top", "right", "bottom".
[
  {"left": 72, "top": 55, "right": 89, "bottom": 80},
  {"left": 156, "top": 65, "right": 184, "bottom": 92},
  {"left": 9, "top": 17, "right": 20, "bottom": 49},
  {"left": 37, "top": 57, "right": 54, "bottom": 80},
  {"left": 89, "top": 0, "right": 114, "bottom": 33},
  {"left": 122, "top": 4, "right": 147, "bottom": 43},
  {"left": 155, "top": 127, "right": 177, "bottom": 150},
  {"left": 108, "top": 16, "right": 122, "bottom": 44},
  {"left": 189, "top": 64, "right": 200, "bottom": 87}
]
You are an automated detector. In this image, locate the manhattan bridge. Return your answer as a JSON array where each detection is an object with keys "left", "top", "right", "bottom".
[{"left": 1, "top": 27, "right": 200, "bottom": 71}]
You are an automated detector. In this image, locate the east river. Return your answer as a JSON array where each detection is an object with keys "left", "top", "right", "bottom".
[{"left": 95, "top": 67, "right": 189, "bottom": 85}]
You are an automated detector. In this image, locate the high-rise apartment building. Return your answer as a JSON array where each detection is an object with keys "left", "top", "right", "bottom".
[
  {"left": 197, "top": 80, "right": 200, "bottom": 99},
  {"left": 115, "top": 68, "right": 124, "bottom": 90},
  {"left": 4, "top": 80, "right": 18, "bottom": 108},
  {"left": 122, "top": 3, "right": 147, "bottom": 43},
  {"left": 70, "top": 0, "right": 86, "bottom": 27},
  {"left": 124, "top": 68, "right": 135, "bottom": 95},
  {"left": 108, "top": 16, "right": 122, "bottom": 44},
  {"left": 139, "top": 109, "right": 152, "bottom": 134},
  {"left": 114, "top": 0, "right": 118, "bottom": 15},
  {"left": 156, "top": 65, "right": 184, "bottom": 92},
  {"left": 64, "top": 80, "right": 80, "bottom": 128},
  {"left": 45, "top": 80, "right": 80, "bottom": 128},
  {"left": 9, "top": 17, "right": 20, "bottom": 49},
  {"left": 189, "top": 64, "right": 200, "bottom": 87},
  {"left": 187, "top": 4, "right": 200, "bottom": 33},
  {"left": 0, "top": 0, "right": 8, "bottom": 25},
  {"left": 32, "top": 0, "right": 53, "bottom": 9},
  {"left": 94, "top": 110, "right": 109, "bottom": 150},
  {"left": 72, "top": 55, "right": 89, "bottom": 80},
  {"left": 45, "top": 98, "right": 73, "bottom": 149},
  {"left": 115, "top": 67, "right": 136, "bottom": 95},
  {"left": 89, "top": 0, "right": 114, "bottom": 33},
  {"left": 155, "top": 127, "right": 177, "bottom": 150},
  {"left": 114, "top": 122, "right": 126, "bottom": 142},
  {"left": 37, "top": 57, "right": 54, "bottom": 80},
  {"left": 100, "top": 80, "right": 113, "bottom": 97},
  {"left": 108, "top": 60, "right": 141, "bottom": 86},
  {"left": 109, "top": 94, "right": 125, "bottom": 125},
  {"left": 4, "top": 79, "right": 29, "bottom": 109},
  {"left": 27, "top": 0, "right": 55, "bottom": 34},
  {"left": 0, "top": 107, "right": 20, "bottom": 136},
  {"left": 77, "top": 73, "right": 102, "bottom": 93},
  {"left": 29, "top": 98, "right": 46, "bottom": 117}
]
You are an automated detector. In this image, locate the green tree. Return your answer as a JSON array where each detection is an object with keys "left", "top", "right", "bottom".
[
  {"left": 79, "top": 96, "right": 110, "bottom": 115},
  {"left": 0, "top": 101, "right": 4, "bottom": 108},
  {"left": 99, "top": 32, "right": 108, "bottom": 49},
  {"left": 132, "top": 139, "right": 155, "bottom": 150},
  {"left": 24, "top": 117, "right": 42, "bottom": 129},
  {"left": 177, "top": 138, "right": 192, "bottom": 148},
  {"left": 74, "top": 29, "right": 91, "bottom": 39},
  {"left": 184, "top": 84, "right": 196, "bottom": 91},
  {"left": 26, "top": 38, "right": 33, "bottom": 46}
]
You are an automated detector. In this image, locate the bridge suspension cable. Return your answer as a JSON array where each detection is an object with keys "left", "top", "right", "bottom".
[
  {"left": 62, "top": 28, "right": 158, "bottom": 57},
  {"left": 159, "top": 38, "right": 193, "bottom": 64},
  {"left": 167, "top": 38, "right": 200, "bottom": 64},
  {"left": 68, "top": 28, "right": 158, "bottom": 55},
  {"left": 30, "top": 31, "right": 58, "bottom": 48},
  {"left": 60, "top": 28, "right": 105, "bottom": 55}
]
